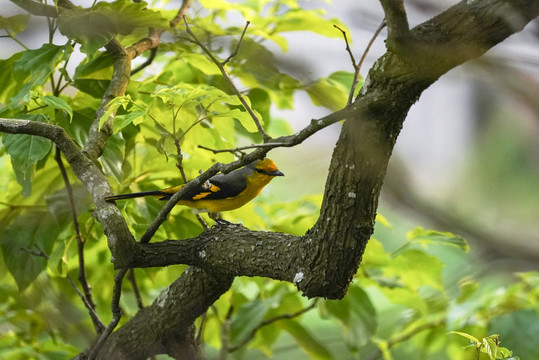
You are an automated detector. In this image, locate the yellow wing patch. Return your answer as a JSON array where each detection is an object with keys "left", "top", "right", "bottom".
[{"left": 191, "top": 184, "right": 221, "bottom": 200}]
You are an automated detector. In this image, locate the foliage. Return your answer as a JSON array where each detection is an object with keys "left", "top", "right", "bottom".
[{"left": 0, "top": 0, "right": 537, "bottom": 359}]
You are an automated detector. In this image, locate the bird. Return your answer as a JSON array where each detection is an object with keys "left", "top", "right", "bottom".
[{"left": 105, "top": 158, "right": 284, "bottom": 222}]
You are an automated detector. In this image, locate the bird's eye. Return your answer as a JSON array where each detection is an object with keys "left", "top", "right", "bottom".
[{"left": 255, "top": 168, "right": 265, "bottom": 174}]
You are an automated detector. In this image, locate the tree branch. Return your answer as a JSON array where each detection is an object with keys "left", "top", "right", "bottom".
[
  {"left": 0, "top": 118, "right": 138, "bottom": 267},
  {"left": 379, "top": 0, "right": 410, "bottom": 51}
]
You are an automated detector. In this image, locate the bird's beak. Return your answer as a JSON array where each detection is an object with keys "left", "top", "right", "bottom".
[{"left": 271, "top": 170, "right": 285, "bottom": 177}]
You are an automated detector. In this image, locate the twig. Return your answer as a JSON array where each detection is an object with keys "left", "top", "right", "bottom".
[
  {"left": 55, "top": 148, "right": 102, "bottom": 334},
  {"left": 131, "top": 47, "right": 157, "bottom": 75},
  {"left": 228, "top": 299, "right": 318, "bottom": 353},
  {"left": 198, "top": 142, "right": 289, "bottom": 155},
  {"left": 222, "top": 21, "right": 250, "bottom": 66},
  {"left": 170, "top": 0, "right": 191, "bottom": 28},
  {"left": 2, "top": 29, "right": 29, "bottom": 50},
  {"left": 127, "top": 269, "right": 144, "bottom": 310},
  {"left": 183, "top": 17, "right": 270, "bottom": 142},
  {"left": 334, "top": 25, "right": 357, "bottom": 69},
  {"left": 218, "top": 303, "right": 235, "bottom": 360},
  {"left": 173, "top": 137, "right": 209, "bottom": 229},
  {"left": 334, "top": 21, "right": 386, "bottom": 106},
  {"left": 88, "top": 269, "right": 128, "bottom": 360},
  {"left": 357, "top": 20, "right": 387, "bottom": 76},
  {"left": 20, "top": 245, "right": 106, "bottom": 333},
  {"left": 366, "top": 318, "right": 443, "bottom": 360}
]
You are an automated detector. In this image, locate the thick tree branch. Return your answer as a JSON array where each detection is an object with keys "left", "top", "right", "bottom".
[
  {"left": 96, "top": 267, "right": 233, "bottom": 359},
  {"left": 122, "top": 225, "right": 305, "bottom": 283}
]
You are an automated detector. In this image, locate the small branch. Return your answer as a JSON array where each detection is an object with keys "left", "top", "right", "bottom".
[
  {"left": 89, "top": 269, "right": 128, "bottom": 360},
  {"left": 127, "top": 269, "right": 144, "bottom": 310},
  {"left": 173, "top": 136, "right": 209, "bottom": 229},
  {"left": 170, "top": 0, "right": 191, "bottom": 28},
  {"left": 198, "top": 142, "right": 289, "bottom": 155},
  {"left": 367, "top": 318, "right": 443, "bottom": 360},
  {"left": 55, "top": 148, "right": 101, "bottom": 334},
  {"left": 334, "top": 25, "right": 357, "bottom": 69},
  {"left": 183, "top": 17, "right": 270, "bottom": 142},
  {"left": 222, "top": 21, "right": 250, "bottom": 66},
  {"left": 357, "top": 19, "right": 387, "bottom": 76},
  {"left": 21, "top": 245, "right": 106, "bottom": 333},
  {"left": 131, "top": 47, "right": 157, "bottom": 76},
  {"left": 229, "top": 300, "right": 318, "bottom": 353},
  {"left": 334, "top": 25, "right": 358, "bottom": 106},
  {"left": 2, "top": 29, "right": 29, "bottom": 50},
  {"left": 379, "top": 0, "right": 410, "bottom": 50}
]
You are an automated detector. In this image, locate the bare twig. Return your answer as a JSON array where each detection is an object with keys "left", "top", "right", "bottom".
[
  {"left": 2, "top": 29, "right": 29, "bottom": 49},
  {"left": 89, "top": 269, "right": 128, "bottom": 360},
  {"left": 173, "top": 137, "right": 209, "bottom": 229},
  {"left": 183, "top": 17, "right": 270, "bottom": 142},
  {"left": 334, "top": 21, "right": 386, "bottom": 106},
  {"left": 357, "top": 20, "right": 387, "bottom": 76},
  {"left": 222, "top": 21, "right": 250, "bottom": 66},
  {"left": 131, "top": 47, "right": 157, "bottom": 76},
  {"left": 198, "top": 142, "right": 289, "bottom": 155},
  {"left": 21, "top": 245, "right": 106, "bottom": 333},
  {"left": 228, "top": 299, "right": 318, "bottom": 353},
  {"left": 55, "top": 148, "right": 101, "bottom": 334},
  {"left": 127, "top": 269, "right": 144, "bottom": 309}
]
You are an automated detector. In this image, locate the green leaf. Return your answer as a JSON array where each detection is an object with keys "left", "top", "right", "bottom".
[
  {"left": 406, "top": 227, "right": 469, "bottom": 251},
  {"left": 0, "top": 14, "right": 30, "bottom": 35},
  {"left": 214, "top": 108, "right": 262, "bottom": 133},
  {"left": 58, "top": 9, "right": 115, "bottom": 57},
  {"left": 321, "top": 286, "right": 377, "bottom": 349},
  {"left": 101, "top": 134, "right": 126, "bottom": 183},
  {"left": 0, "top": 52, "right": 23, "bottom": 105},
  {"left": 279, "top": 320, "right": 333, "bottom": 360},
  {"left": 113, "top": 110, "right": 146, "bottom": 133},
  {"left": 45, "top": 185, "right": 92, "bottom": 229},
  {"left": 448, "top": 331, "right": 480, "bottom": 344},
  {"left": 58, "top": 1, "right": 167, "bottom": 58},
  {"left": 40, "top": 95, "right": 73, "bottom": 121},
  {"left": 306, "top": 77, "right": 349, "bottom": 111},
  {"left": 11, "top": 44, "right": 69, "bottom": 105},
  {"left": 275, "top": 10, "right": 349, "bottom": 39},
  {"left": 73, "top": 78, "right": 111, "bottom": 98},
  {"left": 2, "top": 115, "right": 52, "bottom": 197},
  {"left": 99, "top": 95, "right": 132, "bottom": 130},
  {"left": 457, "top": 277, "right": 479, "bottom": 303},
  {"left": 0, "top": 211, "right": 60, "bottom": 291},
  {"left": 386, "top": 250, "right": 444, "bottom": 291},
  {"left": 229, "top": 298, "right": 268, "bottom": 347}
]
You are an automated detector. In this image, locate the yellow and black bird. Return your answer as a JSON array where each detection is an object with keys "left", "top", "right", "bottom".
[{"left": 105, "top": 158, "right": 284, "bottom": 219}]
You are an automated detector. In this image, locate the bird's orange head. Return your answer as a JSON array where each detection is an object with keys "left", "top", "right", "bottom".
[{"left": 251, "top": 158, "right": 284, "bottom": 177}]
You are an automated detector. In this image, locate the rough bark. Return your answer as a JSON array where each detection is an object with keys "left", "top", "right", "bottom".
[{"left": 2, "top": 0, "right": 538, "bottom": 358}]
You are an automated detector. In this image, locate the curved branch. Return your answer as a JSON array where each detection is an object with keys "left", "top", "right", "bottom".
[{"left": 0, "top": 118, "right": 138, "bottom": 266}]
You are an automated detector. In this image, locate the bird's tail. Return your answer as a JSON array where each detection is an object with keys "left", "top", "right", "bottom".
[{"left": 105, "top": 190, "right": 166, "bottom": 201}]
